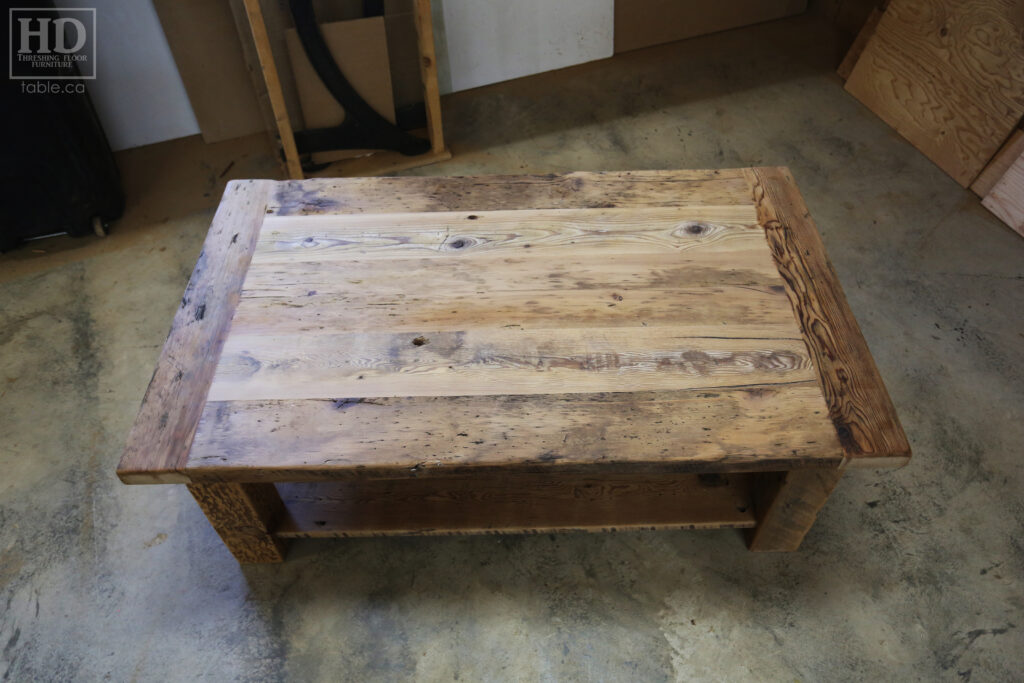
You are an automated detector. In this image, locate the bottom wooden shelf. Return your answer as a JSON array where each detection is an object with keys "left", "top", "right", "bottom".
[{"left": 274, "top": 473, "right": 756, "bottom": 538}]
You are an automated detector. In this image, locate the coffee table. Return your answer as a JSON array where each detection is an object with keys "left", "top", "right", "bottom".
[{"left": 118, "top": 169, "right": 910, "bottom": 563}]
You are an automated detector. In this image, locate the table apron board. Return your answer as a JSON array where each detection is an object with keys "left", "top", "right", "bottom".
[
  {"left": 185, "top": 467, "right": 845, "bottom": 562},
  {"left": 273, "top": 472, "right": 762, "bottom": 537},
  {"left": 118, "top": 170, "right": 910, "bottom": 563}
]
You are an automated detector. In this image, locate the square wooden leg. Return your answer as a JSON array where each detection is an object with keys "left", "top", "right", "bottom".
[
  {"left": 747, "top": 468, "right": 844, "bottom": 552},
  {"left": 187, "top": 483, "right": 289, "bottom": 563}
]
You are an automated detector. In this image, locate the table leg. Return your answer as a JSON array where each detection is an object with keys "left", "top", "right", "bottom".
[
  {"left": 747, "top": 468, "right": 844, "bottom": 552},
  {"left": 187, "top": 483, "right": 289, "bottom": 563}
]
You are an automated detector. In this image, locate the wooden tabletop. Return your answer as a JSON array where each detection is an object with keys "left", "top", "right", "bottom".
[{"left": 118, "top": 169, "right": 910, "bottom": 485}]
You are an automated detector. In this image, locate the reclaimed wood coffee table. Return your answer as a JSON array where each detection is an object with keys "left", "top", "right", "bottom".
[{"left": 118, "top": 169, "right": 910, "bottom": 563}]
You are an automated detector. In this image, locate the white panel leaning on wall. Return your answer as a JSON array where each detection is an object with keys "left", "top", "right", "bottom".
[{"left": 431, "top": 0, "right": 614, "bottom": 94}]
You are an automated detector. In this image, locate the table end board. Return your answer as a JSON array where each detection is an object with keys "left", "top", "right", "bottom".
[
  {"left": 117, "top": 179, "right": 274, "bottom": 484},
  {"left": 744, "top": 167, "right": 911, "bottom": 467},
  {"left": 265, "top": 169, "right": 752, "bottom": 215}
]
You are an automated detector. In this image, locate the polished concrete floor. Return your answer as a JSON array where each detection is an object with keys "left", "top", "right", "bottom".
[{"left": 2, "top": 15, "right": 1023, "bottom": 682}]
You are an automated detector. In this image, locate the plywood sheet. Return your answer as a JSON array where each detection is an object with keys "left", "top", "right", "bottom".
[{"left": 845, "top": 0, "right": 1024, "bottom": 186}]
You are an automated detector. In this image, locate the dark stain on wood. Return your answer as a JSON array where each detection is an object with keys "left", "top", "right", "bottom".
[
  {"left": 332, "top": 398, "right": 363, "bottom": 410},
  {"left": 273, "top": 183, "right": 343, "bottom": 215}
]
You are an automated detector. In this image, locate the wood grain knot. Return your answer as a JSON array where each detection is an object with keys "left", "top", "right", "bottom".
[
  {"left": 672, "top": 221, "right": 724, "bottom": 240},
  {"left": 442, "top": 235, "right": 488, "bottom": 251}
]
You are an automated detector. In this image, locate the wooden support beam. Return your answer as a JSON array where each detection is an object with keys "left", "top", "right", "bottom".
[
  {"left": 242, "top": 0, "right": 304, "bottom": 179},
  {"left": 412, "top": 0, "right": 445, "bottom": 155},
  {"left": 187, "top": 483, "right": 289, "bottom": 563},
  {"left": 747, "top": 468, "right": 844, "bottom": 551}
]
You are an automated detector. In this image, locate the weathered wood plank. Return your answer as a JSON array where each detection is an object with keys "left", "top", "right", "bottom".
[
  {"left": 746, "top": 167, "right": 911, "bottom": 466},
  {"left": 971, "top": 128, "right": 1024, "bottom": 198},
  {"left": 237, "top": 205, "right": 789, "bottom": 337},
  {"left": 208, "top": 327, "right": 817, "bottom": 401},
  {"left": 185, "top": 384, "right": 843, "bottom": 481},
  {"left": 187, "top": 482, "right": 288, "bottom": 562},
  {"left": 844, "top": 0, "right": 1024, "bottom": 186},
  {"left": 118, "top": 180, "right": 272, "bottom": 484},
  {"left": 981, "top": 148, "right": 1024, "bottom": 238},
  {"left": 274, "top": 473, "right": 757, "bottom": 537},
  {"left": 228, "top": 285, "right": 800, "bottom": 336},
  {"left": 240, "top": 244, "right": 783, "bottom": 299},
  {"left": 267, "top": 170, "right": 752, "bottom": 215},
  {"left": 255, "top": 206, "right": 759, "bottom": 262}
]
